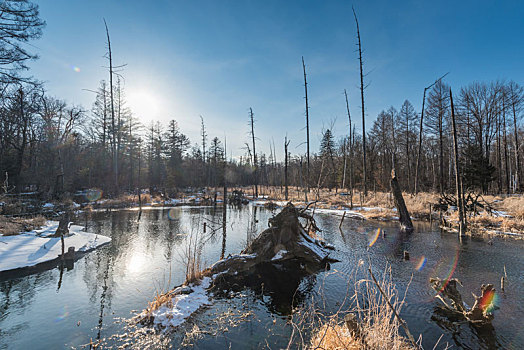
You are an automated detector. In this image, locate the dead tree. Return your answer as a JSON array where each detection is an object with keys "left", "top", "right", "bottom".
[
  {"left": 344, "top": 89, "right": 354, "bottom": 208},
  {"left": 302, "top": 56, "right": 310, "bottom": 198},
  {"left": 284, "top": 136, "right": 290, "bottom": 200},
  {"left": 352, "top": 7, "right": 367, "bottom": 196},
  {"left": 450, "top": 88, "right": 466, "bottom": 235},
  {"left": 390, "top": 169, "right": 413, "bottom": 232},
  {"left": 249, "top": 108, "right": 258, "bottom": 197},
  {"left": 414, "top": 72, "right": 448, "bottom": 194},
  {"left": 104, "top": 19, "right": 118, "bottom": 194}
]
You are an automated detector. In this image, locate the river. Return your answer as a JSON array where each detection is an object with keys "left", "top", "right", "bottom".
[{"left": 1, "top": 205, "right": 522, "bottom": 349}]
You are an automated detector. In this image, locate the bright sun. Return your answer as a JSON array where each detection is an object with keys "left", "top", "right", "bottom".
[{"left": 127, "top": 89, "right": 161, "bottom": 122}]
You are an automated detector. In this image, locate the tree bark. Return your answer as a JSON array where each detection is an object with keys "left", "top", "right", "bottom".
[
  {"left": 352, "top": 7, "right": 367, "bottom": 196},
  {"left": 249, "top": 108, "right": 258, "bottom": 198},
  {"left": 390, "top": 169, "right": 413, "bottom": 232},
  {"left": 450, "top": 88, "right": 466, "bottom": 235},
  {"left": 302, "top": 56, "right": 310, "bottom": 198}
]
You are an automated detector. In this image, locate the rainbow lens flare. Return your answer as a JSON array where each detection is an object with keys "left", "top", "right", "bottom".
[
  {"left": 72, "top": 66, "right": 81, "bottom": 72},
  {"left": 415, "top": 256, "right": 427, "bottom": 271},
  {"left": 479, "top": 288, "right": 499, "bottom": 313},
  {"left": 85, "top": 189, "right": 103, "bottom": 202},
  {"left": 167, "top": 208, "right": 178, "bottom": 220},
  {"left": 368, "top": 228, "right": 381, "bottom": 247},
  {"left": 436, "top": 248, "right": 460, "bottom": 294},
  {"left": 55, "top": 306, "right": 69, "bottom": 322}
]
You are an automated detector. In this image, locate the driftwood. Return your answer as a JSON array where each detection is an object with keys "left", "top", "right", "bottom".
[
  {"left": 439, "top": 192, "right": 495, "bottom": 215},
  {"left": 430, "top": 277, "right": 496, "bottom": 324},
  {"left": 390, "top": 170, "right": 413, "bottom": 232}
]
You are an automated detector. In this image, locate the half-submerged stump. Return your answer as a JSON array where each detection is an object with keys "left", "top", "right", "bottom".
[
  {"left": 430, "top": 277, "right": 496, "bottom": 324},
  {"left": 209, "top": 203, "right": 337, "bottom": 294},
  {"left": 390, "top": 169, "right": 413, "bottom": 232}
]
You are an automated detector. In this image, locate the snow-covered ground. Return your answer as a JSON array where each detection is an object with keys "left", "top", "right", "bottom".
[
  {"left": 150, "top": 277, "right": 212, "bottom": 328},
  {"left": 0, "top": 221, "right": 111, "bottom": 272}
]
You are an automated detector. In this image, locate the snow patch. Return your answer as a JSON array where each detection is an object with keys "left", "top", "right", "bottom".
[
  {"left": 271, "top": 250, "right": 288, "bottom": 261},
  {"left": 0, "top": 221, "right": 111, "bottom": 272},
  {"left": 151, "top": 277, "right": 211, "bottom": 328}
]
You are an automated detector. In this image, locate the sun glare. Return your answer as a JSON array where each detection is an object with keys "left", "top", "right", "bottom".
[
  {"left": 127, "top": 89, "right": 161, "bottom": 122},
  {"left": 127, "top": 252, "right": 147, "bottom": 274}
]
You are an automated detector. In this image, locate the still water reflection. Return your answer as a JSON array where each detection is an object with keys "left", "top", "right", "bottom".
[{"left": 0, "top": 205, "right": 522, "bottom": 349}]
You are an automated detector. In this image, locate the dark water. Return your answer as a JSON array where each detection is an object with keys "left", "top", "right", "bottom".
[{"left": 0, "top": 205, "right": 523, "bottom": 349}]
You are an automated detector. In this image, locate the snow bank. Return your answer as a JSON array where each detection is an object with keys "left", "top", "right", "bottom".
[
  {"left": 151, "top": 277, "right": 212, "bottom": 328},
  {"left": 0, "top": 221, "right": 111, "bottom": 272},
  {"left": 310, "top": 208, "right": 365, "bottom": 219}
]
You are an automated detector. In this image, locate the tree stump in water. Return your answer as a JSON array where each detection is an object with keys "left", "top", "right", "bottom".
[
  {"left": 209, "top": 203, "right": 336, "bottom": 290},
  {"left": 51, "top": 211, "right": 71, "bottom": 260},
  {"left": 390, "top": 169, "right": 413, "bottom": 232},
  {"left": 430, "top": 277, "right": 496, "bottom": 324}
]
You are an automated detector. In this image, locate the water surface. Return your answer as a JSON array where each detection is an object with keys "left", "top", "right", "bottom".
[{"left": 0, "top": 205, "right": 522, "bottom": 349}]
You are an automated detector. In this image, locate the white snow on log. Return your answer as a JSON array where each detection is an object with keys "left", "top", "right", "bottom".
[
  {"left": 297, "top": 234, "right": 328, "bottom": 260},
  {"left": 271, "top": 250, "right": 288, "bottom": 261},
  {"left": 42, "top": 202, "right": 54, "bottom": 208},
  {"left": 151, "top": 277, "right": 211, "bottom": 328},
  {"left": 0, "top": 221, "right": 111, "bottom": 272}
]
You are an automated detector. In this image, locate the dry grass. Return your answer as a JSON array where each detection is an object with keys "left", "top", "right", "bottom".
[
  {"left": 501, "top": 196, "right": 524, "bottom": 220},
  {"left": 303, "top": 263, "right": 419, "bottom": 350},
  {"left": 0, "top": 215, "right": 47, "bottom": 236},
  {"left": 310, "top": 320, "right": 359, "bottom": 349}
]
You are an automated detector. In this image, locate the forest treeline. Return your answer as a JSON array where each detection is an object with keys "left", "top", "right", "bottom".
[{"left": 0, "top": 1, "right": 523, "bottom": 199}]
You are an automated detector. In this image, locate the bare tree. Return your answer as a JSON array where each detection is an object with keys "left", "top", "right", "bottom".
[
  {"left": 302, "top": 56, "right": 310, "bottom": 197},
  {"left": 344, "top": 89, "right": 354, "bottom": 206},
  {"left": 104, "top": 19, "right": 118, "bottom": 194},
  {"left": 249, "top": 108, "right": 258, "bottom": 197},
  {"left": 352, "top": 6, "right": 367, "bottom": 196},
  {"left": 284, "top": 136, "right": 290, "bottom": 200},
  {"left": 414, "top": 72, "right": 448, "bottom": 194},
  {"left": 0, "top": 0, "right": 45, "bottom": 82},
  {"left": 450, "top": 88, "right": 466, "bottom": 235}
]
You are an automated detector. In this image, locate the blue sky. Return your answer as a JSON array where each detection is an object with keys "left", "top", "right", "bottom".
[{"left": 29, "top": 0, "right": 524, "bottom": 159}]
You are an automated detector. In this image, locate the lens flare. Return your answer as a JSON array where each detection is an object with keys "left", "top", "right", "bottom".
[
  {"left": 436, "top": 248, "right": 460, "bottom": 295},
  {"left": 368, "top": 228, "right": 381, "bottom": 247},
  {"left": 85, "top": 189, "right": 103, "bottom": 202},
  {"left": 55, "top": 306, "right": 69, "bottom": 322},
  {"left": 167, "top": 208, "right": 178, "bottom": 220},
  {"left": 71, "top": 65, "right": 81, "bottom": 72},
  {"left": 415, "top": 256, "right": 427, "bottom": 271},
  {"left": 479, "top": 288, "right": 499, "bottom": 313}
]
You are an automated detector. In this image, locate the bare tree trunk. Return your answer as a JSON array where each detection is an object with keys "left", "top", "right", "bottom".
[
  {"left": 415, "top": 73, "right": 448, "bottom": 194},
  {"left": 512, "top": 101, "right": 521, "bottom": 191},
  {"left": 104, "top": 19, "right": 118, "bottom": 195},
  {"left": 503, "top": 96, "right": 510, "bottom": 194},
  {"left": 284, "top": 136, "right": 290, "bottom": 200},
  {"left": 390, "top": 170, "right": 413, "bottom": 232},
  {"left": 414, "top": 87, "right": 427, "bottom": 194},
  {"left": 450, "top": 88, "right": 466, "bottom": 235},
  {"left": 344, "top": 89, "right": 354, "bottom": 208},
  {"left": 249, "top": 108, "right": 258, "bottom": 198},
  {"left": 352, "top": 7, "right": 367, "bottom": 197},
  {"left": 302, "top": 56, "right": 310, "bottom": 199}
]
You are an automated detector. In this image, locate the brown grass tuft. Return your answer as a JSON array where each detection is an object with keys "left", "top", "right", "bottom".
[{"left": 0, "top": 215, "right": 47, "bottom": 236}]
